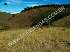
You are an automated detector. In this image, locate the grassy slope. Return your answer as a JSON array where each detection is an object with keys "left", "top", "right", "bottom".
[{"left": 0, "top": 27, "right": 70, "bottom": 52}]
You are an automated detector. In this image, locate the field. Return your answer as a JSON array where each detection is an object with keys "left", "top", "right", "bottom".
[{"left": 0, "top": 27, "right": 70, "bottom": 52}]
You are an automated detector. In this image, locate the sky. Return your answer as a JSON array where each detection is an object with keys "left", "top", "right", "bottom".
[{"left": 0, "top": 0, "right": 70, "bottom": 14}]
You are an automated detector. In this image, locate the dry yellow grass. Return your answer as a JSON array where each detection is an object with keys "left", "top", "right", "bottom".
[{"left": 0, "top": 27, "right": 70, "bottom": 52}]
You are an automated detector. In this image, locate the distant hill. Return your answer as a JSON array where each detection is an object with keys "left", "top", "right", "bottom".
[
  {"left": 8, "top": 4, "right": 70, "bottom": 29},
  {"left": 0, "top": 12, "right": 12, "bottom": 30},
  {"left": 0, "top": 12, "right": 11, "bottom": 24}
]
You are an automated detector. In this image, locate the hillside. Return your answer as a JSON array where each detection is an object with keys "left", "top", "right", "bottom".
[
  {"left": 0, "top": 5, "right": 70, "bottom": 30},
  {"left": 8, "top": 5, "right": 70, "bottom": 29}
]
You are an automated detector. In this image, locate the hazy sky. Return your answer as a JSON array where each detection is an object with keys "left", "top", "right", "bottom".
[{"left": 0, "top": 0, "right": 70, "bottom": 14}]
